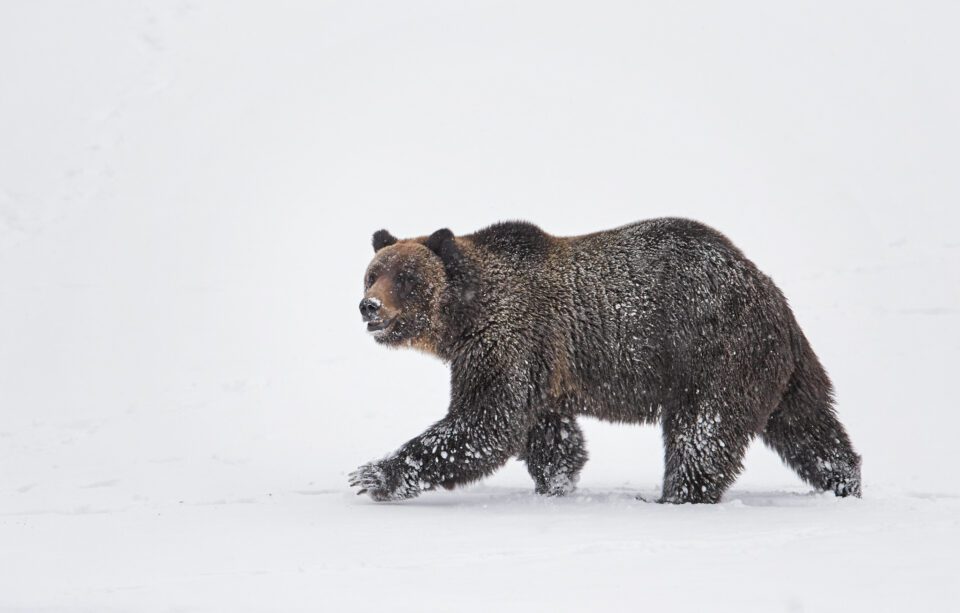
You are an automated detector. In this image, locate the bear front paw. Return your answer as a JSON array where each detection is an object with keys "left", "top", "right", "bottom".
[
  {"left": 533, "top": 470, "right": 578, "bottom": 497},
  {"left": 348, "top": 457, "right": 421, "bottom": 502}
]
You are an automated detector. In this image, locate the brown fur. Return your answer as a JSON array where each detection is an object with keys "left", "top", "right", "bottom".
[
  {"left": 362, "top": 239, "right": 447, "bottom": 354},
  {"left": 350, "top": 219, "right": 861, "bottom": 503}
]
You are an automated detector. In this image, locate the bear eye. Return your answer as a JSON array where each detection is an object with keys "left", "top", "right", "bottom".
[
  {"left": 366, "top": 272, "right": 377, "bottom": 286},
  {"left": 396, "top": 272, "right": 418, "bottom": 297}
]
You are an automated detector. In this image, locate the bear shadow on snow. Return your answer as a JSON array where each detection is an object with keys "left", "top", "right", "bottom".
[{"left": 349, "top": 218, "right": 861, "bottom": 504}]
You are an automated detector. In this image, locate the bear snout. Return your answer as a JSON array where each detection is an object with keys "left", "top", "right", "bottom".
[{"left": 359, "top": 297, "right": 382, "bottom": 322}]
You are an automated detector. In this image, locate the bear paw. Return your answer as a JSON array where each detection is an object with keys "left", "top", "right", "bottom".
[
  {"left": 534, "top": 471, "right": 578, "bottom": 497},
  {"left": 348, "top": 457, "right": 421, "bottom": 502}
]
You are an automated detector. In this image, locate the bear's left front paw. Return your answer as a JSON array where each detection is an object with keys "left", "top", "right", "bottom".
[
  {"left": 348, "top": 458, "right": 420, "bottom": 502},
  {"left": 534, "top": 471, "right": 578, "bottom": 497}
]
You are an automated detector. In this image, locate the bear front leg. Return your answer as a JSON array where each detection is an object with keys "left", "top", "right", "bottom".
[
  {"left": 350, "top": 412, "right": 527, "bottom": 501},
  {"left": 351, "top": 366, "right": 532, "bottom": 501},
  {"left": 521, "top": 413, "right": 588, "bottom": 496}
]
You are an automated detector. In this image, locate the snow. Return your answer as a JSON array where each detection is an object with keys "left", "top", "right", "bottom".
[{"left": 1, "top": 1, "right": 958, "bottom": 611}]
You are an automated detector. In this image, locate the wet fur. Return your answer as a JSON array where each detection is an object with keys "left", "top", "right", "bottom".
[{"left": 349, "top": 218, "right": 861, "bottom": 503}]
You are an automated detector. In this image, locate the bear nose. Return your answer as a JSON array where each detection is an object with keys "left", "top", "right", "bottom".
[{"left": 359, "top": 297, "right": 382, "bottom": 322}]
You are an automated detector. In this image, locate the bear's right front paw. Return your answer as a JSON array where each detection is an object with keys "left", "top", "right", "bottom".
[{"left": 348, "top": 458, "right": 421, "bottom": 502}]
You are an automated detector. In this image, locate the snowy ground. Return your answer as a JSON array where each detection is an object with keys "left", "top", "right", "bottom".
[{"left": 2, "top": 2, "right": 959, "bottom": 612}]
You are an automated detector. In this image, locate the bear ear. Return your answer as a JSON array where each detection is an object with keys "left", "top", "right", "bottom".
[
  {"left": 425, "top": 228, "right": 472, "bottom": 282},
  {"left": 424, "top": 228, "right": 455, "bottom": 257},
  {"left": 372, "top": 229, "right": 398, "bottom": 252}
]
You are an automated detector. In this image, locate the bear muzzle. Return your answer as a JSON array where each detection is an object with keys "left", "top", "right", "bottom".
[
  {"left": 359, "top": 297, "right": 381, "bottom": 322},
  {"left": 359, "top": 297, "right": 396, "bottom": 333}
]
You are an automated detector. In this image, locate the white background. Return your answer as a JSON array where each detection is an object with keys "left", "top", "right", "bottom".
[{"left": 1, "top": 2, "right": 958, "bottom": 611}]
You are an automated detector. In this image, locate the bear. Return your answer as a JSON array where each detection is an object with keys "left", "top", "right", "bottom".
[{"left": 349, "top": 218, "right": 862, "bottom": 503}]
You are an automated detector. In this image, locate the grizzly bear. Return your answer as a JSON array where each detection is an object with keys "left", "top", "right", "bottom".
[{"left": 349, "top": 219, "right": 861, "bottom": 503}]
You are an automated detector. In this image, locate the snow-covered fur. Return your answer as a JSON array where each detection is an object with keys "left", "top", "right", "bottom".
[{"left": 349, "top": 219, "right": 862, "bottom": 503}]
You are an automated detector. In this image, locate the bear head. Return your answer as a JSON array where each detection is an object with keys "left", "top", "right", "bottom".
[{"left": 359, "top": 228, "right": 458, "bottom": 350}]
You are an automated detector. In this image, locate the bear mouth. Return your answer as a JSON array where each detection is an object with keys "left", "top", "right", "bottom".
[{"left": 366, "top": 317, "right": 394, "bottom": 333}]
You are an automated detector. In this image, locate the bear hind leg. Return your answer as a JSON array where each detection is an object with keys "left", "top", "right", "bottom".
[
  {"left": 521, "top": 413, "right": 588, "bottom": 496},
  {"left": 760, "top": 375, "right": 861, "bottom": 498},
  {"left": 660, "top": 405, "right": 753, "bottom": 504}
]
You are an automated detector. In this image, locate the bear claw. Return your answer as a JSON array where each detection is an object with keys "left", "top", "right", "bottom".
[{"left": 349, "top": 460, "right": 421, "bottom": 502}]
